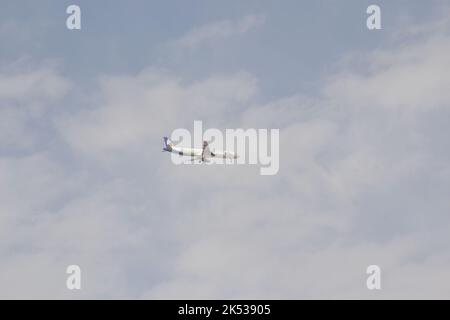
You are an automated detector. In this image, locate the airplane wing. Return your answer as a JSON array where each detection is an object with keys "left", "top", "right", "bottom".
[{"left": 202, "top": 141, "right": 215, "bottom": 160}]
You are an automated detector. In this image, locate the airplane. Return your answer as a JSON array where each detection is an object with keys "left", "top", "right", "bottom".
[{"left": 162, "top": 137, "right": 238, "bottom": 163}]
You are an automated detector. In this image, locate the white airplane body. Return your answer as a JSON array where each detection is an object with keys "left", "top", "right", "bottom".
[{"left": 163, "top": 137, "right": 238, "bottom": 162}]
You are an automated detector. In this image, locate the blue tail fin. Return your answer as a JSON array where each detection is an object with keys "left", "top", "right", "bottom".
[{"left": 163, "top": 136, "right": 173, "bottom": 151}]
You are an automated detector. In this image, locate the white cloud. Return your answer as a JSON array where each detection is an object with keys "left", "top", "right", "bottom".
[
  {"left": 171, "top": 14, "right": 266, "bottom": 50},
  {"left": 1, "top": 11, "right": 450, "bottom": 299},
  {"left": 59, "top": 70, "right": 258, "bottom": 156},
  {"left": 0, "top": 68, "right": 69, "bottom": 103},
  {"left": 324, "top": 34, "right": 450, "bottom": 110},
  {"left": 139, "top": 15, "right": 450, "bottom": 298},
  {"left": 0, "top": 66, "right": 70, "bottom": 150}
]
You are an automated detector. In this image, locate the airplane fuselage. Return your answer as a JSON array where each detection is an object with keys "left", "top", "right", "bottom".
[
  {"left": 171, "top": 146, "right": 203, "bottom": 157},
  {"left": 163, "top": 136, "right": 238, "bottom": 161}
]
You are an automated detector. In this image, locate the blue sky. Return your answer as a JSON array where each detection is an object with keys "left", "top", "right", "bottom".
[
  {"left": 1, "top": 0, "right": 450, "bottom": 298},
  {"left": 1, "top": 0, "right": 442, "bottom": 96}
]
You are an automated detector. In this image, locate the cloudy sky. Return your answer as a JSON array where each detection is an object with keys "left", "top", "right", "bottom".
[{"left": 1, "top": 0, "right": 450, "bottom": 299}]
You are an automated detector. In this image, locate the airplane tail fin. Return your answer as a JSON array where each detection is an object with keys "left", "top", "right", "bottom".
[{"left": 163, "top": 136, "right": 173, "bottom": 151}]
